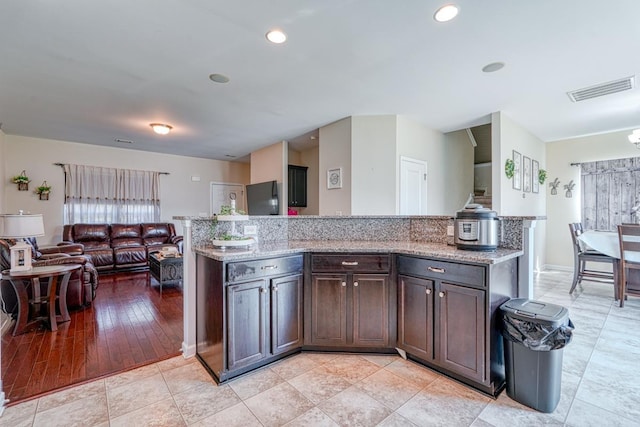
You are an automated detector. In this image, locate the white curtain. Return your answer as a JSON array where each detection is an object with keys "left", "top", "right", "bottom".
[{"left": 63, "top": 164, "right": 161, "bottom": 224}]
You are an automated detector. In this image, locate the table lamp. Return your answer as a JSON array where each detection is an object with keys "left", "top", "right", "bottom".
[{"left": 0, "top": 212, "right": 45, "bottom": 272}]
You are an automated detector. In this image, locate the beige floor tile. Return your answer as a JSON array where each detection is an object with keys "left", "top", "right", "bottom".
[
  {"left": 173, "top": 382, "right": 240, "bottom": 424},
  {"left": 0, "top": 399, "right": 37, "bottom": 427},
  {"left": 161, "top": 359, "right": 215, "bottom": 395},
  {"left": 288, "top": 365, "right": 352, "bottom": 404},
  {"left": 565, "top": 398, "right": 638, "bottom": 427},
  {"left": 109, "top": 398, "right": 185, "bottom": 427},
  {"left": 384, "top": 358, "right": 440, "bottom": 388},
  {"left": 244, "top": 381, "right": 315, "bottom": 427},
  {"left": 37, "top": 379, "right": 106, "bottom": 412},
  {"left": 107, "top": 373, "right": 172, "bottom": 419},
  {"left": 190, "top": 402, "right": 262, "bottom": 427},
  {"left": 356, "top": 368, "right": 422, "bottom": 410},
  {"left": 284, "top": 407, "right": 339, "bottom": 426},
  {"left": 376, "top": 412, "right": 419, "bottom": 427},
  {"left": 105, "top": 363, "right": 160, "bottom": 389},
  {"left": 228, "top": 367, "right": 284, "bottom": 400},
  {"left": 321, "top": 354, "right": 382, "bottom": 383},
  {"left": 478, "top": 388, "right": 565, "bottom": 426},
  {"left": 304, "top": 352, "right": 340, "bottom": 365},
  {"left": 361, "top": 353, "right": 401, "bottom": 367},
  {"left": 319, "top": 385, "right": 393, "bottom": 426},
  {"left": 32, "top": 393, "right": 109, "bottom": 427},
  {"left": 157, "top": 355, "right": 195, "bottom": 372},
  {"left": 269, "top": 353, "right": 319, "bottom": 380},
  {"left": 398, "top": 378, "right": 490, "bottom": 427}
]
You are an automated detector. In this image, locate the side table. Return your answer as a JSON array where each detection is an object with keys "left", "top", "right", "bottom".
[
  {"left": 1, "top": 264, "right": 82, "bottom": 335},
  {"left": 149, "top": 252, "right": 183, "bottom": 294}
]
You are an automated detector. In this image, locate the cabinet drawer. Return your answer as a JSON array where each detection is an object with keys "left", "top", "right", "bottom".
[
  {"left": 311, "top": 253, "right": 390, "bottom": 273},
  {"left": 397, "top": 256, "right": 485, "bottom": 287},
  {"left": 227, "top": 255, "right": 303, "bottom": 283}
]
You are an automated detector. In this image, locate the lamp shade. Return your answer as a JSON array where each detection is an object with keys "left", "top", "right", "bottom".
[{"left": 0, "top": 213, "right": 45, "bottom": 238}]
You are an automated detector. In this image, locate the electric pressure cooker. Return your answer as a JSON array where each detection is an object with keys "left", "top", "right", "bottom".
[{"left": 454, "top": 204, "right": 499, "bottom": 251}]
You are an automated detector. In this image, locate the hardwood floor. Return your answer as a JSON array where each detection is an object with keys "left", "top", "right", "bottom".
[{"left": 1, "top": 271, "right": 183, "bottom": 404}]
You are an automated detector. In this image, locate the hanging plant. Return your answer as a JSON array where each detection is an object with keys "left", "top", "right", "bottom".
[
  {"left": 35, "top": 181, "right": 52, "bottom": 200},
  {"left": 12, "top": 170, "right": 31, "bottom": 190},
  {"left": 538, "top": 169, "right": 547, "bottom": 185},
  {"left": 504, "top": 159, "right": 515, "bottom": 179}
]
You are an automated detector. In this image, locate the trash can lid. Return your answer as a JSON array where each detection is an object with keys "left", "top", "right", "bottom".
[{"left": 500, "top": 298, "right": 568, "bottom": 324}]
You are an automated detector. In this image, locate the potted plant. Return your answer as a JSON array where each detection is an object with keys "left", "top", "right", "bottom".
[
  {"left": 35, "top": 181, "right": 52, "bottom": 200},
  {"left": 12, "top": 170, "right": 31, "bottom": 191}
]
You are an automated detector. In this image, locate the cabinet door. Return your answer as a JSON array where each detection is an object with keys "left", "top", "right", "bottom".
[
  {"left": 397, "top": 275, "right": 434, "bottom": 361},
  {"left": 288, "top": 165, "right": 308, "bottom": 207},
  {"left": 227, "top": 279, "right": 268, "bottom": 371},
  {"left": 436, "top": 282, "right": 486, "bottom": 382},
  {"left": 352, "top": 274, "right": 389, "bottom": 347},
  {"left": 310, "top": 274, "right": 347, "bottom": 346},
  {"left": 271, "top": 274, "right": 303, "bottom": 355}
]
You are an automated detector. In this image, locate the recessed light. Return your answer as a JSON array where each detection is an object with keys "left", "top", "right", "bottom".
[
  {"left": 150, "top": 123, "right": 173, "bottom": 135},
  {"left": 434, "top": 4, "right": 459, "bottom": 22},
  {"left": 209, "top": 73, "right": 230, "bottom": 83},
  {"left": 482, "top": 62, "right": 505, "bottom": 73},
  {"left": 266, "top": 29, "right": 287, "bottom": 44}
]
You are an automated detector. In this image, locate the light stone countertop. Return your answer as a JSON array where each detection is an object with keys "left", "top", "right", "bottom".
[{"left": 193, "top": 240, "right": 522, "bottom": 265}]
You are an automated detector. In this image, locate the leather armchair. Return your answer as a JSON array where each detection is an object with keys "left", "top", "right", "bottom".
[{"left": 0, "top": 239, "right": 99, "bottom": 314}]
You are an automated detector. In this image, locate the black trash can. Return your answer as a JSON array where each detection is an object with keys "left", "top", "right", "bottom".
[{"left": 500, "top": 298, "right": 574, "bottom": 413}]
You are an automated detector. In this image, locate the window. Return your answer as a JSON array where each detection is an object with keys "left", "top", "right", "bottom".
[
  {"left": 63, "top": 164, "right": 161, "bottom": 224},
  {"left": 580, "top": 157, "right": 640, "bottom": 230}
]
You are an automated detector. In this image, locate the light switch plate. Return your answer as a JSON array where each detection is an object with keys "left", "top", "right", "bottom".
[{"left": 447, "top": 225, "right": 454, "bottom": 236}]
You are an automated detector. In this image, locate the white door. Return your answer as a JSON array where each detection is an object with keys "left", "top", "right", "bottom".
[
  {"left": 400, "top": 157, "right": 427, "bottom": 215},
  {"left": 210, "top": 182, "right": 245, "bottom": 215}
]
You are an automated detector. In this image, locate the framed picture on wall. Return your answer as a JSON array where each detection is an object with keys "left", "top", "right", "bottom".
[
  {"left": 327, "top": 167, "right": 343, "bottom": 189},
  {"left": 512, "top": 150, "right": 522, "bottom": 190},
  {"left": 523, "top": 156, "right": 532, "bottom": 192},
  {"left": 532, "top": 160, "right": 540, "bottom": 193}
]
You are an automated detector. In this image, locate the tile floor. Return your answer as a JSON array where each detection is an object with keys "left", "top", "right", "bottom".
[{"left": 1, "top": 270, "right": 639, "bottom": 427}]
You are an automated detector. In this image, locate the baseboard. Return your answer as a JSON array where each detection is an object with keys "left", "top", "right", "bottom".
[
  {"left": 182, "top": 342, "right": 196, "bottom": 358},
  {"left": 541, "top": 264, "right": 573, "bottom": 272}
]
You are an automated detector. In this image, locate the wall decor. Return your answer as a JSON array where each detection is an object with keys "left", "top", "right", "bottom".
[
  {"left": 564, "top": 179, "right": 575, "bottom": 198},
  {"left": 512, "top": 151, "right": 522, "bottom": 190},
  {"left": 35, "top": 181, "right": 52, "bottom": 200},
  {"left": 532, "top": 160, "right": 540, "bottom": 193},
  {"left": 549, "top": 178, "right": 560, "bottom": 195},
  {"left": 12, "top": 170, "right": 31, "bottom": 191},
  {"left": 523, "top": 156, "right": 531, "bottom": 193},
  {"left": 327, "top": 167, "right": 342, "bottom": 189},
  {"left": 504, "top": 158, "right": 514, "bottom": 179},
  {"left": 538, "top": 169, "right": 547, "bottom": 185}
]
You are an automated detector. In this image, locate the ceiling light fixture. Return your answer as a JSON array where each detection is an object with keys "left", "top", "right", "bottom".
[
  {"left": 482, "top": 62, "right": 505, "bottom": 73},
  {"left": 209, "top": 73, "right": 230, "bottom": 83},
  {"left": 629, "top": 129, "right": 640, "bottom": 148},
  {"left": 434, "top": 4, "right": 459, "bottom": 22},
  {"left": 150, "top": 123, "right": 172, "bottom": 135},
  {"left": 266, "top": 29, "right": 287, "bottom": 44}
]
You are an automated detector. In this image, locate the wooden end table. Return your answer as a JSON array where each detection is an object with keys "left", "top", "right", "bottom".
[
  {"left": 1, "top": 264, "right": 82, "bottom": 335},
  {"left": 149, "top": 253, "right": 183, "bottom": 294}
]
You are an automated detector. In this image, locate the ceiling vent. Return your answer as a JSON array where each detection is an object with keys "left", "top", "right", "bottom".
[{"left": 567, "top": 76, "right": 635, "bottom": 102}]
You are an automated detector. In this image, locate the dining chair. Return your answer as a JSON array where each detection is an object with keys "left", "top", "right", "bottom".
[
  {"left": 617, "top": 224, "right": 640, "bottom": 307},
  {"left": 568, "top": 223, "right": 616, "bottom": 297}
]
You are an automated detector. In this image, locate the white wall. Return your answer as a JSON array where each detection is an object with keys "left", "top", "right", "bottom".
[
  {"left": 3, "top": 135, "right": 249, "bottom": 243},
  {"left": 319, "top": 117, "right": 352, "bottom": 215},
  {"left": 0, "top": 130, "right": 5, "bottom": 213},
  {"left": 545, "top": 129, "right": 639, "bottom": 269},
  {"left": 250, "top": 141, "right": 287, "bottom": 215},
  {"left": 299, "top": 146, "right": 319, "bottom": 215},
  {"left": 436, "top": 129, "right": 475, "bottom": 215},
  {"left": 492, "top": 112, "right": 546, "bottom": 269},
  {"left": 351, "top": 116, "right": 397, "bottom": 215}
]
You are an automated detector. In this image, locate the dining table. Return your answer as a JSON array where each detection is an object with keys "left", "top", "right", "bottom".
[{"left": 577, "top": 229, "right": 640, "bottom": 296}]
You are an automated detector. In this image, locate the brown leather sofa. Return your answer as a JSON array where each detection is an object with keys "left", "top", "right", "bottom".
[
  {"left": 0, "top": 238, "right": 99, "bottom": 314},
  {"left": 62, "top": 223, "right": 183, "bottom": 272}
]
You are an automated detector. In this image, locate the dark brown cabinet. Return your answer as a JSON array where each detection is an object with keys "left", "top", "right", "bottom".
[
  {"left": 397, "top": 255, "right": 512, "bottom": 395},
  {"left": 288, "top": 165, "right": 307, "bottom": 207},
  {"left": 307, "top": 254, "right": 392, "bottom": 349},
  {"left": 196, "top": 254, "right": 303, "bottom": 382}
]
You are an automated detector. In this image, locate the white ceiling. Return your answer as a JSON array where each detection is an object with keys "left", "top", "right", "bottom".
[{"left": 1, "top": 0, "right": 640, "bottom": 161}]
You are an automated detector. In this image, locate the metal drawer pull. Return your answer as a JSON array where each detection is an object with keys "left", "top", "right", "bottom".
[
  {"left": 341, "top": 261, "right": 359, "bottom": 266},
  {"left": 272, "top": 286, "right": 278, "bottom": 292},
  {"left": 439, "top": 291, "right": 445, "bottom": 298},
  {"left": 426, "top": 289, "right": 432, "bottom": 295},
  {"left": 354, "top": 281, "right": 359, "bottom": 287},
  {"left": 260, "top": 288, "right": 268, "bottom": 293},
  {"left": 342, "top": 281, "right": 347, "bottom": 287},
  {"left": 428, "top": 266, "right": 445, "bottom": 273},
  {"left": 261, "top": 265, "right": 278, "bottom": 270}
]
